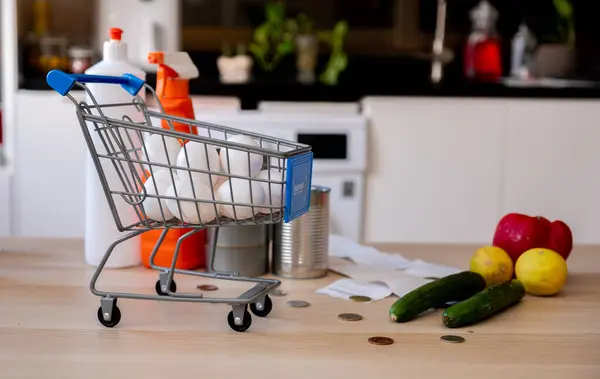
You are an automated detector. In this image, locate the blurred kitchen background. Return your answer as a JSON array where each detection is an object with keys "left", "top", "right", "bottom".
[{"left": 1, "top": 0, "right": 599, "bottom": 246}]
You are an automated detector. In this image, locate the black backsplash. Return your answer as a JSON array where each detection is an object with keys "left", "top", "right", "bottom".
[
  {"left": 419, "top": 0, "right": 600, "bottom": 77},
  {"left": 182, "top": 0, "right": 396, "bottom": 29},
  {"left": 19, "top": 0, "right": 600, "bottom": 101}
]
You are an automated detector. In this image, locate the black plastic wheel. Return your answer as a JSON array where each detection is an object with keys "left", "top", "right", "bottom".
[
  {"left": 250, "top": 295, "right": 273, "bottom": 317},
  {"left": 155, "top": 279, "right": 177, "bottom": 296},
  {"left": 97, "top": 304, "right": 121, "bottom": 328},
  {"left": 227, "top": 310, "right": 252, "bottom": 332}
]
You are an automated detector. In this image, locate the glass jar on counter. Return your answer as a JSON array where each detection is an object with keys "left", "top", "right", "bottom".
[
  {"left": 68, "top": 47, "right": 95, "bottom": 74},
  {"left": 39, "top": 36, "right": 69, "bottom": 73}
]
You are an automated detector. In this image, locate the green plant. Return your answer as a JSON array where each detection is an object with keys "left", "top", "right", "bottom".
[
  {"left": 553, "top": 0, "right": 575, "bottom": 45},
  {"left": 529, "top": 0, "right": 575, "bottom": 45},
  {"left": 295, "top": 13, "right": 314, "bottom": 35},
  {"left": 248, "top": 1, "right": 296, "bottom": 72},
  {"left": 318, "top": 20, "right": 349, "bottom": 86},
  {"left": 248, "top": 1, "right": 349, "bottom": 83},
  {"left": 221, "top": 43, "right": 233, "bottom": 57}
]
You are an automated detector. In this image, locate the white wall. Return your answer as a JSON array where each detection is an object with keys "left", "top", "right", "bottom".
[{"left": 0, "top": 0, "right": 18, "bottom": 237}]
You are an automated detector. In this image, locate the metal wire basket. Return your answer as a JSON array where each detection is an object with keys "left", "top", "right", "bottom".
[{"left": 46, "top": 70, "right": 314, "bottom": 332}]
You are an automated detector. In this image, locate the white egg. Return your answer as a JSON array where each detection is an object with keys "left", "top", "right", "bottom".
[
  {"left": 142, "top": 133, "right": 181, "bottom": 171},
  {"left": 142, "top": 170, "right": 178, "bottom": 221},
  {"left": 165, "top": 178, "right": 219, "bottom": 225},
  {"left": 256, "top": 169, "right": 286, "bottom": 213},
  {"left": 176, "top": 142, "right": 221, "bottom": 185},
  {"left": 212, "top": 174, "right": 228, "bottom": 192},
  {"left": 217, "top": 178, "right": 265, "bottom": 220},
  {"left": 219, "top": 135, "right": 263, "bottom": 178}
]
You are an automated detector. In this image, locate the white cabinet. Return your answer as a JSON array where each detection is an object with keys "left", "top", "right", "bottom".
[
  {"left": 362, "top": 98, "right": 506, "bottom": 244},
  {"left": 362, "top": 97, "right": 600, "bottom": 245},
  {"left": 0, "top": 171, "right": 9, "bottom": 237},
  {"left": 503, "top": 100, "right": 600, "bottom": 244},
  {"left": 6, "top": 91, "right": 600, "bottom": 244},
  {"left": 12, "top": 91, "right": 87, "bottom": 238},
  {"left": 311, "top": 173, "right": 365, "bottom": 242}
]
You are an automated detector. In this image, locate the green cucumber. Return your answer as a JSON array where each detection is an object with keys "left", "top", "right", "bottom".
[
  {"left": 389, "top": 271, "right": 486, "bottom": 323},
  {"left": 442, "top": 279, "right": 525, "bottom": 328}
]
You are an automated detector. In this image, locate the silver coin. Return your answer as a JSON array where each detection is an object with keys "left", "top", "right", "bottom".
[
  {"left": 338, "top": 313, "right": 363, "bottom": 321},
  {"left": 440, "top": 335, "right": 465, "bottom": 344},
  {"left": 286, "top": 300, "right": 310, "bottom": 308},
  {"left": 271, "top": 289, "right": 287, "bottom": 297}
]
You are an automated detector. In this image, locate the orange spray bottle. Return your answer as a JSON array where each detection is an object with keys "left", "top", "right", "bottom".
[{"left": 140, "top": 51, "right": 206, "bottom": 269}]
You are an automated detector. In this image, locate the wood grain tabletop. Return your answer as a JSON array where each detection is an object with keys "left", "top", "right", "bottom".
[{"left": 0, "top": 238, "right": 598, "bottom": 379}]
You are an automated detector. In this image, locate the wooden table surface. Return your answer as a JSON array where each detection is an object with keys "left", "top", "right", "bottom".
[{"left": 0, "top": 238, "right": 599, "bottom": 379}]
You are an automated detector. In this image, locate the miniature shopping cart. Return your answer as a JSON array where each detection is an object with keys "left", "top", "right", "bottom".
[{"left": 46, "top": 70, "right": 313, "bottom": 332}]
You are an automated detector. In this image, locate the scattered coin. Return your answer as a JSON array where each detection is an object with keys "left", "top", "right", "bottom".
[
  {"left": 286, "top": 300, "right": 310, "bottom": 308},
  {"left": 197, "top": 284, "right": 219, "bottom": 291},
  {"left": 271, "top": 289, "right": 287, "bottom": 297},
  {"left": 440, "top": 335, "right": 465, "bottom": 344},
  {"left": 349, "top": 295, "right": 372, "bottom": 303},
  {"left": 368, "top": 336, "right": 394, "bottom": 346},
  {"left": 338, "top": 313, "right": 363, "bottom": 322}
]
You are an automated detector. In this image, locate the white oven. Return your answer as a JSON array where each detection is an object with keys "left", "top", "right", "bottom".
[{"left": 192, "top": 109, "right": 368, "bottom": 242}]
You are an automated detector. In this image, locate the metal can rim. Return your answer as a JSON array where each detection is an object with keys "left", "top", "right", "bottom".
[{"left": 311, "top": 185, "right": 331, "bottom": 193}]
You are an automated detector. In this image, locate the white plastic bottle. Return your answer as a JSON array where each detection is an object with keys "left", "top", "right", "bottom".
[{"left": 83, "top": 27, "right": 146, "bottom": 268}]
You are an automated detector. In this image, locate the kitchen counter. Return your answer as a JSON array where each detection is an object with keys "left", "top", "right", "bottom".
[
  {"left": 20, "top": 75, "right": 600, "bottom": 110},
  {"left": 0, "top": 238, "right": 599, "bottom": 379}
]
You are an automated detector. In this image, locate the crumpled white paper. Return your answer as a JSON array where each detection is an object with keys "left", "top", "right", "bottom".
[
  {"left": 316, "top": 234, "right": 462, "bottom": 301},
  {"left": 315, "top": 278, "right": 392, "bottom": 301}
]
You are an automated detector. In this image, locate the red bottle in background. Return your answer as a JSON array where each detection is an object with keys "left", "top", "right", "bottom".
[{"left": 464, "top": 0, "right": 502, "bottom": 82}]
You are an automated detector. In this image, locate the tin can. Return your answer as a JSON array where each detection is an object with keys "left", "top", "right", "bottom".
[
  {"left": 205, "top": 225, "right": 269, "bottom": 277},
  {"left": 272, "top": 186, "right": 330, "bottom": 279}
]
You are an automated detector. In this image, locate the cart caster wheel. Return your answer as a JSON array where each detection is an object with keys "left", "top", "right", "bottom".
[
  {"left": 155, "top": 279, "right": 177, "bottom": 296},
  {"left": 250, "top": 295, "right": 272, "bottom": 317},
  {"left": 97, "top": 304, "right": 121, "bottom": 328},
  {"left": 227, "top": 310, "right": 252, "bottom": 332}
]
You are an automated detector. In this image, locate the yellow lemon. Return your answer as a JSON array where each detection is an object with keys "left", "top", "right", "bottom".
[
  {"left": 470, "top": 246, "right": 514, "bottom": 286},
  {"left": 515, "top": 248, "right": 568, "bottom": 296}
]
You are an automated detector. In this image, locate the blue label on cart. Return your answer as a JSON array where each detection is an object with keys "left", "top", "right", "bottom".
[{"left": 284, "top": 152, "right": 313, "bottom": 222}]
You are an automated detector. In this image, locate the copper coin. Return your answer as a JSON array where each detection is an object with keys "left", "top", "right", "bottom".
[
  {"left": 197, "top": 284, "right": 219, "bottom": 291},
  {"left": 350, "top": 295, "right": 372, "bottom": 303},
  {"left": 338, "top": 313, "right": 363, "bottom": 322},
  {"left": 368, "top": 336, "right": 394, "bottom": 346},
  {"left": 440, "top": 335, "right": 465, "bottom": 344}
]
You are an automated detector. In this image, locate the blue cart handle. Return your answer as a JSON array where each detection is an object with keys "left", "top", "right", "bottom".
[{"left": 46, "top": 69, "right": 145, "bottom": 97}]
